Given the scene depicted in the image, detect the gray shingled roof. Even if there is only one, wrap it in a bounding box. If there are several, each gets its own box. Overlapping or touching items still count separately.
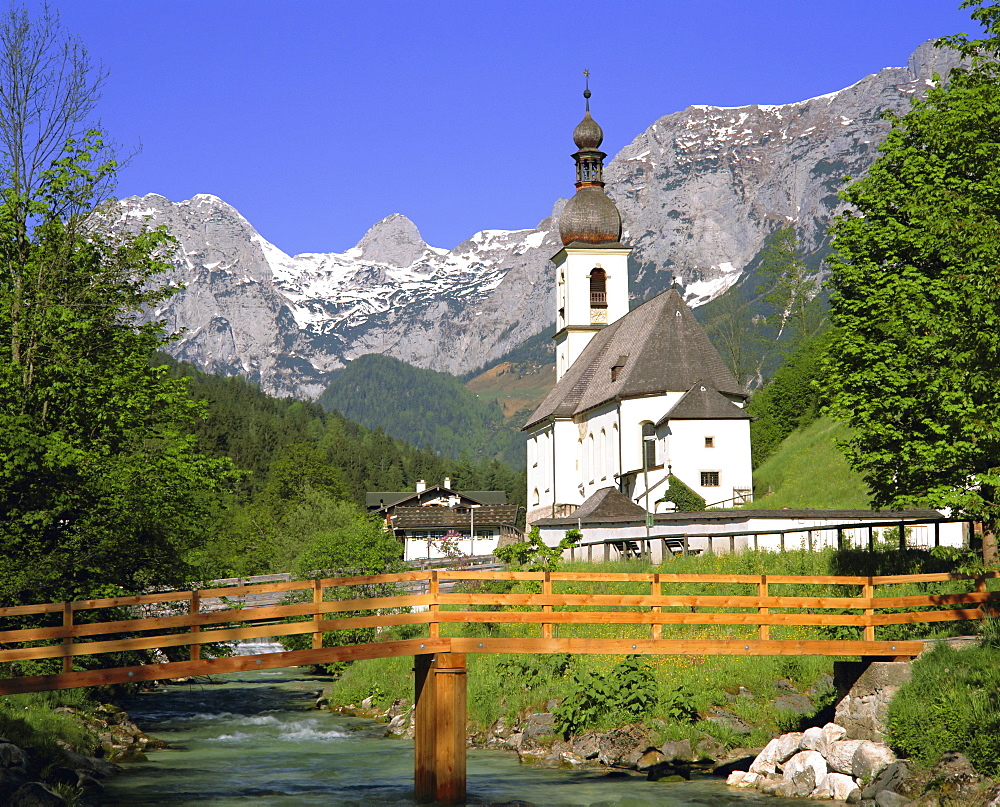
[391,505,519,529]
[566,487,647,523]
[656,383,753,424]
[366,488,507,510]
[524,289,744,429]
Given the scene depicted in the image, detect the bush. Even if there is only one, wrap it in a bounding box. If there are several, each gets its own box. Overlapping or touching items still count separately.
[887,643,1000,774]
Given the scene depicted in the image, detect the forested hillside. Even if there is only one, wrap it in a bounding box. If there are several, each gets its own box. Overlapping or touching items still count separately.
[317,353,525,467]
[153,353,526,577]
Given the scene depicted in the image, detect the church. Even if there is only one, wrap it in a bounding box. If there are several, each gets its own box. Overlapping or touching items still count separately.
[523,88,753,528]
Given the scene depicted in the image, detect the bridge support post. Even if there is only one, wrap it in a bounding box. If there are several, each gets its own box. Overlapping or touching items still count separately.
[414,652,467,804]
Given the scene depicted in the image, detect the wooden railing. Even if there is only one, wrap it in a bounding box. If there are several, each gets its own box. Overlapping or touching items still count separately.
[566,518,971,562]
[1,569,997,694]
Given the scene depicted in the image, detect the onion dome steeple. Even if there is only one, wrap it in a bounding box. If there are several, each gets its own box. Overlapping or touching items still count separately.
[559,77,623,246]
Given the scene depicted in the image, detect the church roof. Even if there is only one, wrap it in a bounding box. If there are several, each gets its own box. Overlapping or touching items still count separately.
[524,288,744,429]
[657,383,753,424]
[562,486,646,523]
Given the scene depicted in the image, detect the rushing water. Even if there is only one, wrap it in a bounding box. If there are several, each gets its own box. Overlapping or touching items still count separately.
[101,663,832,806]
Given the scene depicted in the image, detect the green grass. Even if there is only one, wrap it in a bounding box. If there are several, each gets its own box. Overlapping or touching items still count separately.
[0,689,101,763]
[888,641,1000,774]
[750,416,872,509]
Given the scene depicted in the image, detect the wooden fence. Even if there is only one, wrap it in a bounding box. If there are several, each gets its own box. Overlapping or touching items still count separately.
[566,518,971,562]
[1,569,998,694]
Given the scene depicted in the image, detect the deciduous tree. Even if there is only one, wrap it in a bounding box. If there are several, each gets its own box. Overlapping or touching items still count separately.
[823,0,1000,565]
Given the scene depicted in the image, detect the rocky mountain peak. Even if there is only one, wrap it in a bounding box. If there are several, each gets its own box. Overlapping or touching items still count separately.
[129,41,964,399]
[354,213,429,266]
[907,38,965,82]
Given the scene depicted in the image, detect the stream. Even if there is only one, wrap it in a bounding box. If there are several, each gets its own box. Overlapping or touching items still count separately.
[100,657,833,806]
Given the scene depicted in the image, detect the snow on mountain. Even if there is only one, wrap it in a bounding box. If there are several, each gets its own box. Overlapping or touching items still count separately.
[128,40,961,398]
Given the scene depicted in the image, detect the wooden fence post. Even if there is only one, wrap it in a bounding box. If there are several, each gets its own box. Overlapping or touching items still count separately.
[863,577,875,642]
[62,602,73,674]
[414,653,436,802]
[189,591,200,662]
[758,575,769,641]
[312,579,323,650]
[433,653,467,805]
[542,572,553,640]
[651,573,662,641]
[429,571,440,639]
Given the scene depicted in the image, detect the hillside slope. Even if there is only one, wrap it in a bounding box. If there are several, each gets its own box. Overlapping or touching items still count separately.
[318,354,526,467]
[750,416,871,509]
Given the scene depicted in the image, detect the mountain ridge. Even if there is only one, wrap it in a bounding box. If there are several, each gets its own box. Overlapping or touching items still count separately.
[128,40,961,398]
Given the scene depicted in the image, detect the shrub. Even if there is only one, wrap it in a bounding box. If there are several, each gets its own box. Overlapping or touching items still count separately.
[887,643,1000,774]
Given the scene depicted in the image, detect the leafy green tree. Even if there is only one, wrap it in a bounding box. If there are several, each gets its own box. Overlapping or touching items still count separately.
[0,135,234,603]
[823,1,1000,564]
[758,225,822,353]
[748,328,832,468]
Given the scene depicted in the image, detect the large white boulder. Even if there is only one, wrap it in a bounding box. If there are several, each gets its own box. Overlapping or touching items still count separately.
[811,772,861,801]
[783,750,828,792]
[852,741,896,781]
[827,739,867,775]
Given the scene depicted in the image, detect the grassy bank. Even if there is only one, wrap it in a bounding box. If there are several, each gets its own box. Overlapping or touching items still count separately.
[750,417,871,509]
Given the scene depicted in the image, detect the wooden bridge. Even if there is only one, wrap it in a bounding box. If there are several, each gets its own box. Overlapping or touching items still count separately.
[2,569,998,803]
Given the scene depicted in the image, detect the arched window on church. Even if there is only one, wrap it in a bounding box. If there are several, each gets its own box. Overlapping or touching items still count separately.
[600,429,607,480]
[532,488,540,506]
[588,433,595,484]
[612,423,619,479]
[641,422,656,469]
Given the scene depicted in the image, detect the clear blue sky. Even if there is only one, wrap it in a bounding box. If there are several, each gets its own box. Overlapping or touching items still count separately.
[35,1,979,256]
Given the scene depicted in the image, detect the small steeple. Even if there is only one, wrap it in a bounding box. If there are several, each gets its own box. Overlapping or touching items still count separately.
[558,74,623,246]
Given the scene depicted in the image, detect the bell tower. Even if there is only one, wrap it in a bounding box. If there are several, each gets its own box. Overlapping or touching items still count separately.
[553,78,631,382]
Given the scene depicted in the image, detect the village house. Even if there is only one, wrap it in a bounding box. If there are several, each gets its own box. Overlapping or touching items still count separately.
[367,478,519,561]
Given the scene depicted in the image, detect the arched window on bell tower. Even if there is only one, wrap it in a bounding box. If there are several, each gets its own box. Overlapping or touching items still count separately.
[589,267,607,324]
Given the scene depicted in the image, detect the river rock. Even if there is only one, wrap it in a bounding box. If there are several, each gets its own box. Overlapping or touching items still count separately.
[706,707,753,734]
[0,742,29,770]
[872,791,910,806]
[750,732,803,776]
[783,750,827,797]
[659,739,693,762]
[860,761,908,800]
[571,732,600,760]
[8,782,67,806]
[727,770,764,788]
[827,739,867,775]
[851,741,896,782]
[811,772,860,801]
[799,726,831,756]
[636,748,664,770]
[924,751,983,804]
[597,724,648,767]
[695,737,726,760]
[523,713,554,740]
[775,692,814,716]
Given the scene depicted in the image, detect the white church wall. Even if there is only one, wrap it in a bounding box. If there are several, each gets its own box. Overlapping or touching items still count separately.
[663,418,753,507]
[618,395,683,473]
[559,248,630,328]
[575,403,619,502]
